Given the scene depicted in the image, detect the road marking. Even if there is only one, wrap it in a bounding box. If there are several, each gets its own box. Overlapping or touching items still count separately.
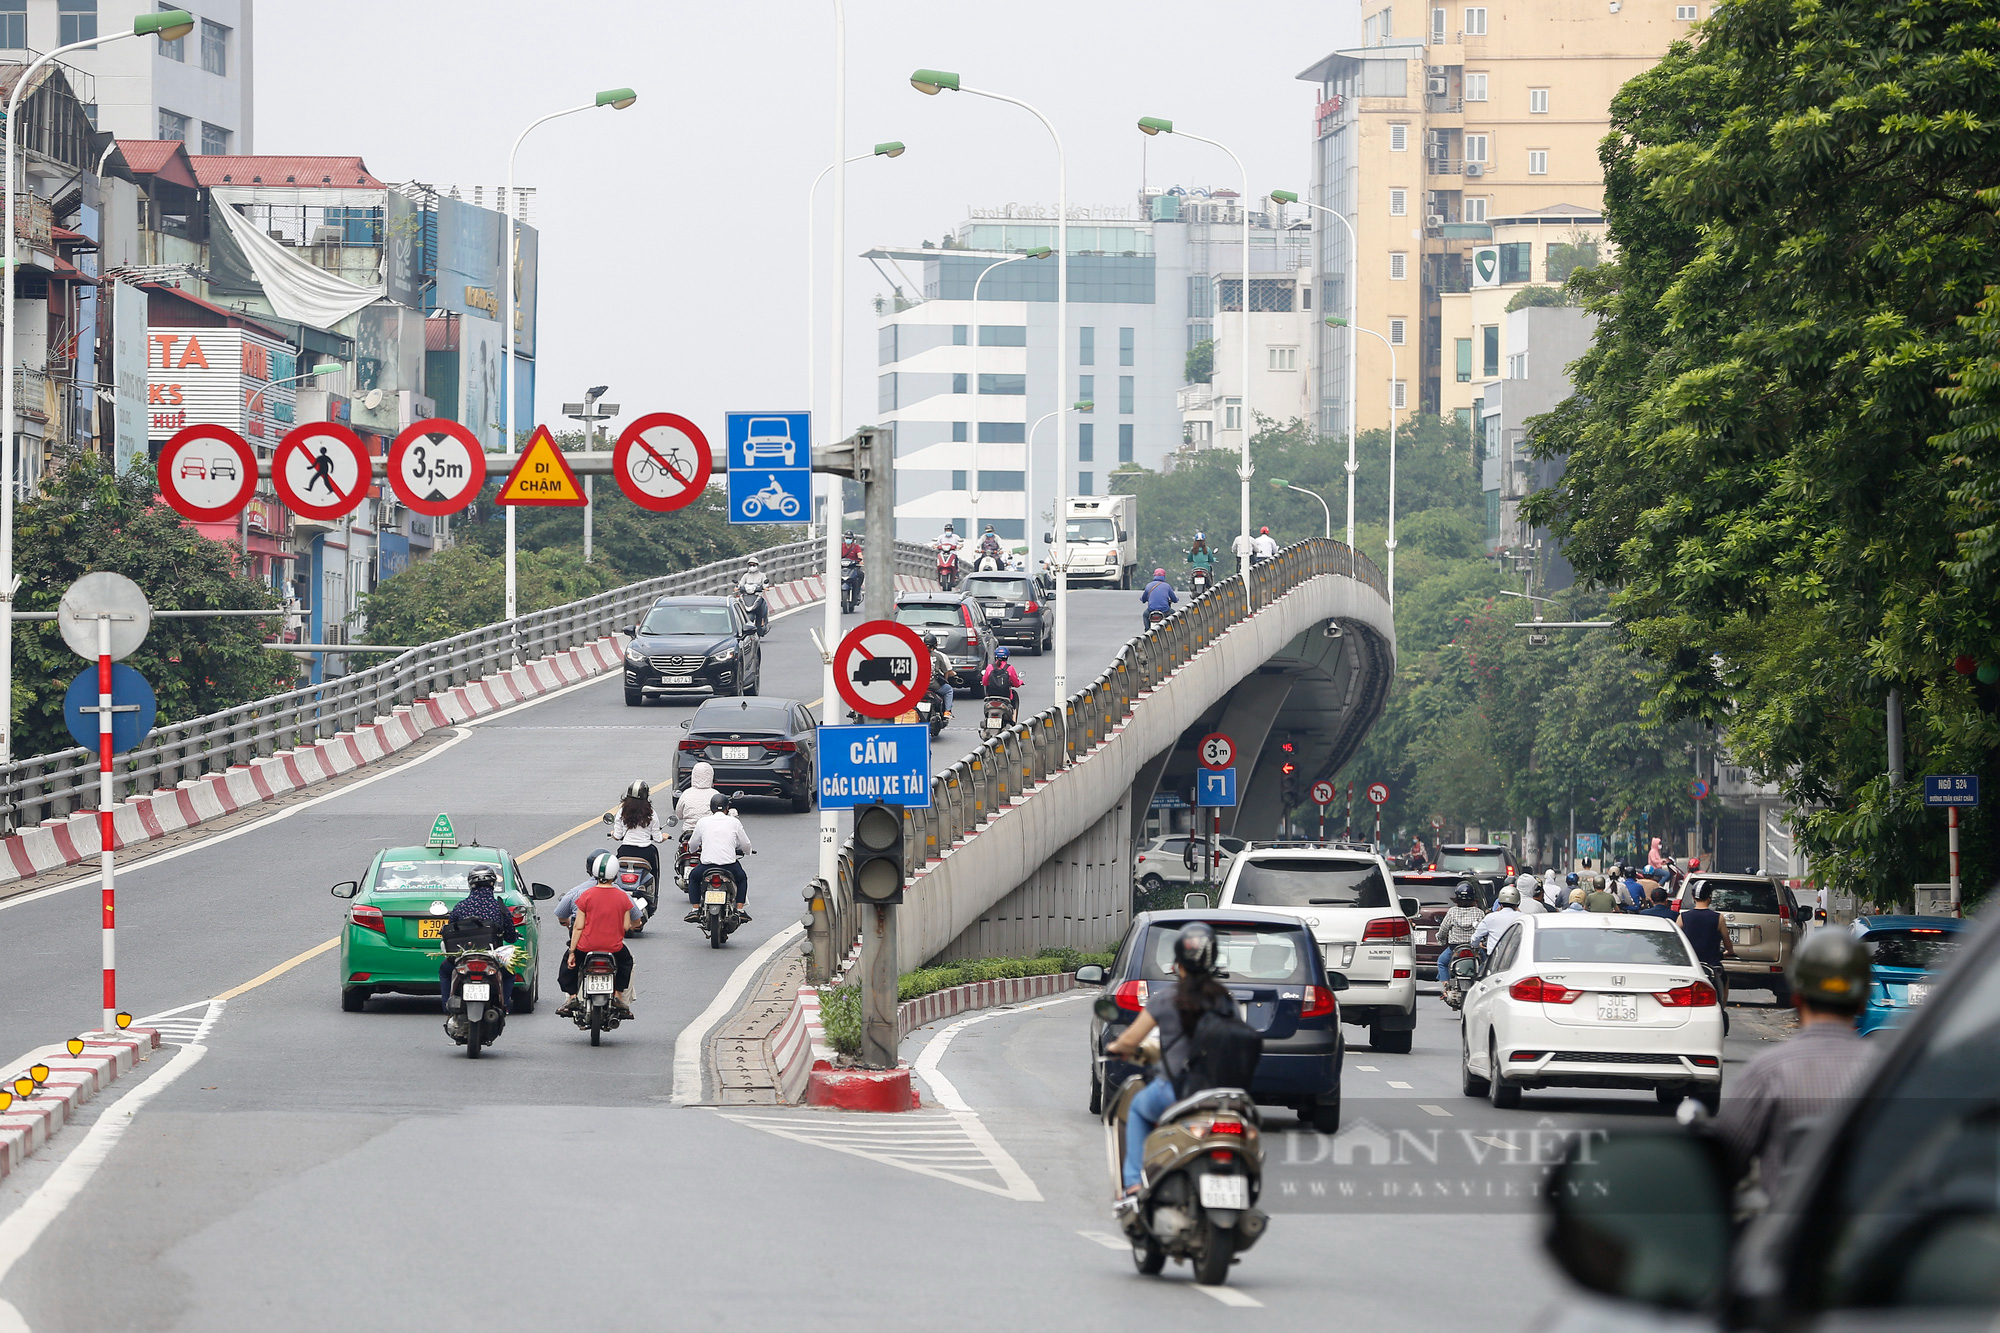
[1475,1135,1513,1150]
[1196,1285,1263,1308]
[214,938,338,1002]
[670,922,804,1105]
[1419,1104,1453,1117]
[1077,1230,1129,1251]
[1355,1064,1379,1071]
[717,1109,1036,1200]
[1387,1080,1413,1089]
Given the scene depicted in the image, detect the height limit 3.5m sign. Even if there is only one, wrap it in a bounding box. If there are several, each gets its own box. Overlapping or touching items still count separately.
[388,419,486,516]
[833,620,932,721]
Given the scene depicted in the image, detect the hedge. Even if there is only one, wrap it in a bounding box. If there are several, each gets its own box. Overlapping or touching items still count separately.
[817,946,1114,1058]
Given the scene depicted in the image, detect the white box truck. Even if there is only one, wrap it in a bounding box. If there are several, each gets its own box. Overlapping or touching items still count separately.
[1049,494,1137,589]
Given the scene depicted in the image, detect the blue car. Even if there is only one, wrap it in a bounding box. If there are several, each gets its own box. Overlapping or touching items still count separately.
[1078,909,1346,1133]
[1852,914,1970,1035]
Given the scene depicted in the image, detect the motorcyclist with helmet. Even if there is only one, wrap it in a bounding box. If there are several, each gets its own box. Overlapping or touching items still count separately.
[1102,923,1239,1196]
[736,556,769,635]
[610,779,666,884]
[924,631,954,721]
[1187,533,1217,579]
[1515,871,1549,915]
[842,531,864,562]
[686,800,754,923]
[1251,527,1280,562]
[1469,884,1523,953]
[1139,568,1178,629]
[438,866,519,1016]
[555,850,641,1018]
[976,525,1003,566]
[981,646,1023,724]
[1435,879,1486,984]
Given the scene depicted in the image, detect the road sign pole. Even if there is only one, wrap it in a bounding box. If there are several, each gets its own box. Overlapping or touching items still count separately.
[1950,806,1961,916]
[1346,781,1353,841]
[96,613,115,1032]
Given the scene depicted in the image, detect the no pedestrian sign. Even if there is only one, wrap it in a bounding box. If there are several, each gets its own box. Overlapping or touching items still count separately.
[833,620,933,721]
[497,425,586,506]
[273,422,371,521]
[817,723,932,810]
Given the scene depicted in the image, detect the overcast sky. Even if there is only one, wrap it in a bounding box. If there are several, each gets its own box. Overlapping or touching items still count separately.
[257,0,1361,448]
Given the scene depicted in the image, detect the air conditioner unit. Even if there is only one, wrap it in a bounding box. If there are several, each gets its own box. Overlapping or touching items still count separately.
[1426,214,1446,229]
[1427,76,1448,95]
[1463,162,1485,177]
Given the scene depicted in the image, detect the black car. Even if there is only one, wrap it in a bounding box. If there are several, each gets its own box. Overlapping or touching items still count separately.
[675,697,818,812]
[960,571,1052,656]
[892,593,995,695]
[623,597,762,704]
[1077,908,1346,1132]
[1434,842,1515,906]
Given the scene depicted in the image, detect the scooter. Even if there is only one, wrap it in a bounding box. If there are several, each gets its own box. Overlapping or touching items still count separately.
[916,690,947,739]
[840,559,864,613]
[973,550,1004,573]
[615,859,656,935]
[934,548,960,591]
[1095,1025,1268,1285]
[1147,608,1167,629]
[694,864,744,949]
[572,951,624,1046]
[1443,942,1480,1010]
[735,584,769,636]
[979,688,1018,741]
[1190,568,1210,597]
[441,927,511,1059]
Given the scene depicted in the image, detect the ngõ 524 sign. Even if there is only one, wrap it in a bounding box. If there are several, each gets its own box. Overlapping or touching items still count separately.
[147,327,298,442]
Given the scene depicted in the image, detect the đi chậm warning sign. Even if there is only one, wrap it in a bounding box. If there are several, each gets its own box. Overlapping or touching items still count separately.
[496,425,586,506]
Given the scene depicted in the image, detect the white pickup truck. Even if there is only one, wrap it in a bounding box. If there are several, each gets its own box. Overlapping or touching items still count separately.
[1215,845,1420,1053]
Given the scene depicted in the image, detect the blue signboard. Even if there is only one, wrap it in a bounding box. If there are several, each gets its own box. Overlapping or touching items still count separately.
[63,664,157,754]
[726,411,811,525]
[1924,775,1980,808]
[1196,767,1237,808]
[1574,833,1603,862]
[818,723,932,809]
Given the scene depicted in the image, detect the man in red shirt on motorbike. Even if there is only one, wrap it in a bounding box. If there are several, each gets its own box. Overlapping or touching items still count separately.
[562,856,643,1018]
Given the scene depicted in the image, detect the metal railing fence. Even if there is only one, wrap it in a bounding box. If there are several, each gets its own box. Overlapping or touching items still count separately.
[2,539,938,833]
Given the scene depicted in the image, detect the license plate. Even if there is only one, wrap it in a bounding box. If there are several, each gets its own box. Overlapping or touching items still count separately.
[1419,929,1434,944]
[662,675,695,686]
[1730,926,1759,944]
[416,918,444,938]
[582,974,614,994]
[1199,1174,1250,1209]
[461,982,491,1001]
[1908,983,1930,1006]
[718,746,750,760]
[1597,994,1637,1022]
[704,889,730,906]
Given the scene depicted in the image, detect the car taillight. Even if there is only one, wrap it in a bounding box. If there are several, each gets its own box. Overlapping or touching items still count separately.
[1509,976,1581,1004]
[1509,1050,1545,1062]
[678,738,706,752]
[1690,1055,1720,1068]
[1392,968,1411,979]
[762,740,797,753]
[1026,600,1039,614]
[1207,1118,1245,1136]
[962,606,975,628]
[1778,902,1791,920]
[1300,985,1336,1018]
[1362,916,1411,941]
[1655,981,1718,1008]
[509,906,527,925]
[1112,980,1149,1012]
[349,906,385,934]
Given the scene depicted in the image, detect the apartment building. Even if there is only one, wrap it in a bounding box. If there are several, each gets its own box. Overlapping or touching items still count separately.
[1297,0,1690,435]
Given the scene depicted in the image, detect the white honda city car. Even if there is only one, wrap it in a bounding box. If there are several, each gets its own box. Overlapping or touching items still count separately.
[1457,912,1724,1112]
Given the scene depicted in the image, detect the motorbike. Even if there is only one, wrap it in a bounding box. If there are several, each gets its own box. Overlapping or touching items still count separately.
[979,687,1018,741]
[572,950,624,1046]
[973,550,1003,573]
[1147,608,1167,629]
[840,559,863,613]
[441,924,511,1059]
[615,860,656,934]
[916,690,947,739]
[695,864,744,949]
[934,547,961,591]
[735,583,769,637]
[1443,942,1480,1010]
[1095,1024,1267,1285]
[1190,568,1210,596]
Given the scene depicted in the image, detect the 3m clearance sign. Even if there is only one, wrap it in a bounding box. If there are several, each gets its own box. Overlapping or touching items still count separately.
[146,327,300,440]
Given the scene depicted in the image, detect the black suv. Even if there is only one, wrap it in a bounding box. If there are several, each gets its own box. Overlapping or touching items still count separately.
[623,597,763,703]
[959,571,1052,656]
[1433,842,1515,906]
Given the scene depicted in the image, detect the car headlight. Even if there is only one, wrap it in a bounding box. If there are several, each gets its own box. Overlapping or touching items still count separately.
[625,646,646,663]
[1102,551,1117,564]
[710,648,736,663]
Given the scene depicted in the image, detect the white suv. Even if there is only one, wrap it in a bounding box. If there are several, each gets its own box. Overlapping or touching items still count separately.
[1216,845,1419,1053]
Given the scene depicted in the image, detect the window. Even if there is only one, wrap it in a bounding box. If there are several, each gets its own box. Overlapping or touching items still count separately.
[1078,326,1095,365]
[1389,188,1408,216]
[157,108,189,142]
[1079,423,1094,461]
[1482,324,1500,377]
[1269,346,1298,371]
[1223,398,1242,431]
[1389,123,1409,152]
[879,325,899,365]
[1187,321,1212,349]
[978,325,1026,346]
[1389,252,1408,280]
[58,0,96,47]
[976,470,1024,491]
[1078,472,1094,496]
[1463,6,1486,34]
[1301,285,1311,310]
[951,470,967,491]
[1676,3,1697,17]
[1078,375,1094,409]
[878,374,899,412]
[200,17,229,75]
[1119,327,1134,366]
[978,373,1025,395]
[1388,319,1406,346]
[157,4,186,60]
[1456,337,1473,382]
[1528,149,1548,175]
[1507,351,1528,378]
[1498,241,1533,283]
[1464,133,1488,163]
[0,0,23,50]
[1464,196,1487,223]
[1431,6,1445,40]
[1118,375,1134,414]
[1118,423,1134,463]
[952,325,968,346]
[952,422,967,442]
[1187,276,1213,318]
[200,122,231,155]
[951,373,968,394]
[1393,380,1408,409]
[1529,87,1549,114]
[1464,72,1487,101]
[978,422,1024,443]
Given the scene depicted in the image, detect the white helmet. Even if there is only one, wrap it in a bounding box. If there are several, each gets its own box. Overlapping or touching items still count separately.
[586,850,618,882]
[1496,885,1521,907]
[625,780,649,802]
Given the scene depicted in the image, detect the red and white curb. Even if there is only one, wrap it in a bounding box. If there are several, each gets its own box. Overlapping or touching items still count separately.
[0,1029,160,1181]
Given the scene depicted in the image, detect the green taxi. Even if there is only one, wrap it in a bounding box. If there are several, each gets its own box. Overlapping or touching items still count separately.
[331,816,556,1013]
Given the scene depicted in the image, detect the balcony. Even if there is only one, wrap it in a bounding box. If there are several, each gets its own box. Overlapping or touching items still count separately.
[10,369,48,423]
[1428,157,1463,176]
[12,194,50,250]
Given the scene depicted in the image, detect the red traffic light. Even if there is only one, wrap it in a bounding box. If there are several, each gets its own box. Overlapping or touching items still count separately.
[1281,762,1297,775]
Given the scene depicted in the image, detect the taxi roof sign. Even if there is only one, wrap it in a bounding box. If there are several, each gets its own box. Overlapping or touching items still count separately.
[496,425,586,506]
[426,813,459,849]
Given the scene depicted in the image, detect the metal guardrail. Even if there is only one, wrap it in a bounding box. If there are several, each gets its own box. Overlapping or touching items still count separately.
[808,538,1385,982]
[1,539,939,833]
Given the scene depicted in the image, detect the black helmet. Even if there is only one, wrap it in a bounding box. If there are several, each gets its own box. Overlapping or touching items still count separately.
[1452,883,1476,906]
[1173,922,1219,977]
[466,866,499,891]
[625,780,649,802]
[1788,931,1871,1013]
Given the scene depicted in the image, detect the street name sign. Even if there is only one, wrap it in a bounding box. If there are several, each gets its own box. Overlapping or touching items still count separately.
[1197,767,1238,807]
[273,422,370,521]
[497,425,586,506]
[614,412,713,513]
[817,723,932,809]
[833,620,932,720]
[157,424,257,521]
[1924,775,1980,808]
[727,411,810,525]
[388,419,486,516]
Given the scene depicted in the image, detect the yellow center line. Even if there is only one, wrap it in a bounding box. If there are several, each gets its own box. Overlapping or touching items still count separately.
[213,937,339,1002]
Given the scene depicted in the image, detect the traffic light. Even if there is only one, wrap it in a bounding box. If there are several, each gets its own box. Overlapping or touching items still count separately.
[852,803,906,905]
[1280,738,1300,807]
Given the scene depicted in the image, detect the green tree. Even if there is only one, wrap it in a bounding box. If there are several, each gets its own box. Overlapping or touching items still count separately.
[1184,339,1214,385]
[359,544,625,645]
[11,453,292,758]
[1505,285,1569,312]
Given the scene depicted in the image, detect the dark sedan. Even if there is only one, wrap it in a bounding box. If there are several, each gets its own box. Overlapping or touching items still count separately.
[675,697,818,813]
[892,593,995,695]
[1077,908,1346,1133]
[960,572,1051,656]
[623,597,763,704]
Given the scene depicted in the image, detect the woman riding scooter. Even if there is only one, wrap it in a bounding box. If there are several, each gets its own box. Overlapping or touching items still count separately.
[611,780,665,884]
[981,647,1023,724]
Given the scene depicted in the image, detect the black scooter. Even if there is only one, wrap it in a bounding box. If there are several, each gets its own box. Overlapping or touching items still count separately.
[840,559,863,612]
[572,951,624,1046]
[441,922,509,1058]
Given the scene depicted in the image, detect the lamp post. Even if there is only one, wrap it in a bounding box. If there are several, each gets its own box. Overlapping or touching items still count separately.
[1,9,194,777]
[969,246,1050,535]
[912,69,1072,695]
[1026,400,1090,588]
[1141,118,1251,580]
[562,386,616,563]
[1268,478,1331,539]
[1328,316,1398,605]
[805,142,905,415]
[1272,189,1358,547]
[502,87,636,627]
[239,359,341,564]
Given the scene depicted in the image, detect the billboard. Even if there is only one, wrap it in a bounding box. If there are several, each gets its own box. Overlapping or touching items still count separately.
[384,190,425,309]
[435,197,537,358]
[456,315,504,451]
[147,326,299,442]
[353,304,425,436]
[112,282,148,474]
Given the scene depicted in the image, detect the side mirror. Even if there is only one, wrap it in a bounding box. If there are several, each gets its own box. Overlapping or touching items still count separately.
[1074,964,1108,986]
[628,625,640,638]
[330,880,360,899]
[1093,996,1122,1023]
[1324,970,1351,992]
[530,883,557,901]
[679,719,691,730]
[1400,895,1421,918]
[1042,531,1053,544]
[1183,892,1211,910]
[601,812,614,826]
[1119,528,1129,541]
[1452,957,1479,979]
[1543,1130,1733,1311]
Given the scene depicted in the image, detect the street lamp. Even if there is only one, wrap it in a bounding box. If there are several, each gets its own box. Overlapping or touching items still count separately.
[911,68,1073,696]
[1025,400,1092,586]
[1141,118,1253,581]
[502,87,638,626]
[1272,189,1359,547]
[1328,316,1399,605]
[969,246,1050,535]
[805,141,906,415]
[0,9,194,775]
[1269,478,1331,539]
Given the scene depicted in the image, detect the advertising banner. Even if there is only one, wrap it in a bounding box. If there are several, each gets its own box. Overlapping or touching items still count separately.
[112,282,148,475]
[436,197,537,358]
[455,315,503,451]
[383,189,425,310]
[147,326,299,443]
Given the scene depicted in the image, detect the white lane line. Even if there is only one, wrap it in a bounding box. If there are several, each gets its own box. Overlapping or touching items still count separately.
[1355,1064,1379,1071]
[670,922,803,1105]
[1387,1081,1413,1089]
[716,1111,1028,1199]
[1419,1104,1453,1117]
[1077,1230,1128,1251]
[1196,1285,1263,1308]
